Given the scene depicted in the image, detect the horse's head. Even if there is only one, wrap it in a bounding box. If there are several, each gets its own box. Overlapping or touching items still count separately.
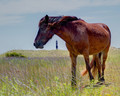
[34,15,54,49]
[34,15,78,49]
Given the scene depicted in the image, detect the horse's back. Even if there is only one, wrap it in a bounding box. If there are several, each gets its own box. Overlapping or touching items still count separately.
[87,23,111,42]
[65,19,111,55]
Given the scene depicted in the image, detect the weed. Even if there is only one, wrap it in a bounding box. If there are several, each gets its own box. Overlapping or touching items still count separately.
[5,52,26,58]
[0,48,120,95]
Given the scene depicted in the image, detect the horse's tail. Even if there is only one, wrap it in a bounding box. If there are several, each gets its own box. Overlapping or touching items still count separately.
[81,52,102,77]
[92,52,102,77]
[81,58,95,76]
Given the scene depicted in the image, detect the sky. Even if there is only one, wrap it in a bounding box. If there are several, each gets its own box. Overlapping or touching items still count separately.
[0,0,120,54]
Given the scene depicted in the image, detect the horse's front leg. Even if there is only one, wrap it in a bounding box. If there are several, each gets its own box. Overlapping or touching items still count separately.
[70,52,77,87]
[84,54,94,81]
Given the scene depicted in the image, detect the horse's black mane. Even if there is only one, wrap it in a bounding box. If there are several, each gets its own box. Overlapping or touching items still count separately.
[49,16,63,23]
[57,16,79,26]
[48,16,80,24]
[39,15,80,27]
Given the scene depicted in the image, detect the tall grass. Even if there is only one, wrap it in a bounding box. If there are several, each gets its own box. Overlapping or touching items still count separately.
[0,48,120,96]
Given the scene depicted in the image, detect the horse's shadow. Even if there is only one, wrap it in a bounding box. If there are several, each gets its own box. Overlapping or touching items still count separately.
[80,82,111,89]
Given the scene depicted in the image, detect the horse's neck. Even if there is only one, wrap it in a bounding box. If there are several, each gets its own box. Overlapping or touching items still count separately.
[55,28,74,45]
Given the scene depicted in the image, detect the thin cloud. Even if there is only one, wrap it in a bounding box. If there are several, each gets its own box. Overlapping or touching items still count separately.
[0,0,120,14]
[0,0,120,25]
[0,15,23,26]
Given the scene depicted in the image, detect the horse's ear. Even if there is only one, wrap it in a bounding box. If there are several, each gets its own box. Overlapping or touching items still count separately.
[45,15,49,24]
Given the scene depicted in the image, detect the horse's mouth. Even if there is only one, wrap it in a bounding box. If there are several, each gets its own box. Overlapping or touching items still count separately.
[36,46,44,49]
[35,45,44,49]
[40,46,44,49]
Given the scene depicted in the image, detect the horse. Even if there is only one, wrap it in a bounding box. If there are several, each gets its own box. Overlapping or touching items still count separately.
[34,15,111,87]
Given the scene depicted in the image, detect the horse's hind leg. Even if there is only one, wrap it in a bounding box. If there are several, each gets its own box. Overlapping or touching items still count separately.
[101,46,110,82]
[101,52,107,82]
[98,53,102,81]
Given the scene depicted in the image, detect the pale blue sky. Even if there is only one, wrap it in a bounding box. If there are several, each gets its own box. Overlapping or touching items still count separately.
[0,0,120,54]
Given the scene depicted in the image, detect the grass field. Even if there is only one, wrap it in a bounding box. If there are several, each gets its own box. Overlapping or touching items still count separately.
[0,48,120,96]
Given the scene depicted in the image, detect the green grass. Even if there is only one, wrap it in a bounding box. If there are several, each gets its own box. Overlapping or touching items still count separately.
[0,48,120,96]
[5,52,26,58]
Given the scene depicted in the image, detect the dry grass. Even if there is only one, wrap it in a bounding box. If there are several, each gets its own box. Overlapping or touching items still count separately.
[0,48,120,96]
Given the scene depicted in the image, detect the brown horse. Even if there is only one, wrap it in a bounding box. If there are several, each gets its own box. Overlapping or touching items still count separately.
[34,15,111,87]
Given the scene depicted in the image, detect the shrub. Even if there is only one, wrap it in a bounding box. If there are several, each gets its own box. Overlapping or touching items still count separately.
[5,52,26,58]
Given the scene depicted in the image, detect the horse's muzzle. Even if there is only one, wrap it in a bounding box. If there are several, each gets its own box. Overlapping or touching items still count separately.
[33,42,44,49]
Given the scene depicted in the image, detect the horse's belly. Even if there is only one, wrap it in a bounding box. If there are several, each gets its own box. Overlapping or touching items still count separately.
[89,46,105,55]
[89,38,109,55]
